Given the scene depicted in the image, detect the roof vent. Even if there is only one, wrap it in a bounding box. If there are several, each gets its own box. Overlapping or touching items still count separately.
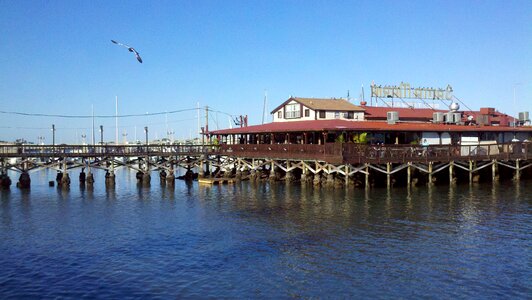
[433,112,444,123]
[449,102,460,112]
[519,111,530,122]
[387,111,399,124]
[453,112,462,124]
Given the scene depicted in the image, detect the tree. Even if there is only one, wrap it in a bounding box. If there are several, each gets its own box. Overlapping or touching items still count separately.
[353,132,368,144]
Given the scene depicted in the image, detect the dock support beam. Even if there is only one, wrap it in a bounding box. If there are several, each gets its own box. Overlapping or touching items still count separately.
[18,171,31,189]
[106,161,116,186]
[365,165,369,189]
[285,161,294,182]
[269,161,276,181]
[492,159,498,182]
[469,160,473,184]
[449,161,455,184]
[301,163,307,184]
[345,165,349,186]
[428,162,433,185]
[515,159,520,181]
[167,164,175,184]
[386,162,392,188]
[199,160,204,179]
[407,163,411,187]
[142,161,151,185]
[61,160,70,187]
[86,163,94,185]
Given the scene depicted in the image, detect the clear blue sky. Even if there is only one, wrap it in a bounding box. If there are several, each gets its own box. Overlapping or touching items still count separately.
[0,0,530,143]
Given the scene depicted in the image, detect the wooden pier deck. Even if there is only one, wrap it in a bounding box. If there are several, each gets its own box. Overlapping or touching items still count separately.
[1,142,530,189]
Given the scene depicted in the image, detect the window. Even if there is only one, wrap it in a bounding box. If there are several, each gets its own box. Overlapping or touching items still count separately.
[319,110,326,118]
[304,109,310,117]
[285,104,301,119]
[346,112,354,119]
[334,111,340,119]
[278,111,282,119]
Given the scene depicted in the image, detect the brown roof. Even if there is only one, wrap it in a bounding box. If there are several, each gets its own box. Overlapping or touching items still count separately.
[271,97,365,114]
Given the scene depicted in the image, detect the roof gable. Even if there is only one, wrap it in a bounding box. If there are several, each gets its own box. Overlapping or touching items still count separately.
[271,97,365,114]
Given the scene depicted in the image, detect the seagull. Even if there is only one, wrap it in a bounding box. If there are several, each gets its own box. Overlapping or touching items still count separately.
[111,40,143,63]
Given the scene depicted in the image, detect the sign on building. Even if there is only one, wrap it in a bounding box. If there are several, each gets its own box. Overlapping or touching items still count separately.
[371,82,453,100]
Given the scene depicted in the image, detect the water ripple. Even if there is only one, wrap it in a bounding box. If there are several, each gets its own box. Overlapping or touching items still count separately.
[0,169,530,298]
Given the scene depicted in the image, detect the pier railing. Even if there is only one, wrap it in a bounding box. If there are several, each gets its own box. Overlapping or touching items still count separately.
[218,142,530,163]
[0,144,208,158]
[0,142,529,163]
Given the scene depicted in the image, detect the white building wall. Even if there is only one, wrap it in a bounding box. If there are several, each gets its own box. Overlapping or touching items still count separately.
[272,101,365,122]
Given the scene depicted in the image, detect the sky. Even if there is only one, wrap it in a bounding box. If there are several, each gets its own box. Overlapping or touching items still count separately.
[0,0,530,144]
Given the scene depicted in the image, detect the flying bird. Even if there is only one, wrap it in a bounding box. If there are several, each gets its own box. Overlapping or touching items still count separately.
[111,40,143,63]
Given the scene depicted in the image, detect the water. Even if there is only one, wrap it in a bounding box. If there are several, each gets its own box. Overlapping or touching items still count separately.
[1,169,530,299]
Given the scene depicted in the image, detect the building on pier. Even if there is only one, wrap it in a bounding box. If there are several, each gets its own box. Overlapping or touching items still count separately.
[209,96,530,146]
[203,96,531,187]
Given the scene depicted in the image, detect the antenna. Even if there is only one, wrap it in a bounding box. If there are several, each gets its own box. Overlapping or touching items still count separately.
[262,90,268,124]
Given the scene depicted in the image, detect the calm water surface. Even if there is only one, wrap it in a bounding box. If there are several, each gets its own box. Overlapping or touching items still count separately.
[1,169,530,299]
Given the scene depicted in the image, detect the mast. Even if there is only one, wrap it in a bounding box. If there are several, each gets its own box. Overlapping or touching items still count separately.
[197,102,200,143]
[115,96,118,144]
[205,105,209,143]
[91,104,95,145]
[165,111,168,141]
[262,90,268,124]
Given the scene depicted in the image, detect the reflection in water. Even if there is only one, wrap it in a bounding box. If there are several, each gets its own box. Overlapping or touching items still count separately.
[0,168,530,299]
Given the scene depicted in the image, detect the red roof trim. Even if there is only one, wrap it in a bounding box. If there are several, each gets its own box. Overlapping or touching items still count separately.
[210,120,532,135]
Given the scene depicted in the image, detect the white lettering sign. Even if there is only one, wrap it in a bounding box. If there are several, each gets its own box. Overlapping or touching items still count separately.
[371,82,453,100]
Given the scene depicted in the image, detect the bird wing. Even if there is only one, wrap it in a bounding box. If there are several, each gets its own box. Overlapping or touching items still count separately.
[111,39,131,49]
[135,52,143,63]
[129,48,143,63]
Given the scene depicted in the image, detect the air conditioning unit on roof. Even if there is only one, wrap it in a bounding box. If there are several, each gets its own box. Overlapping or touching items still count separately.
[433,112,444,123]
[387,111,399,124]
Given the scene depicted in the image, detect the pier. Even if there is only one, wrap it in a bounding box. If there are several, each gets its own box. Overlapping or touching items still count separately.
[0,142,530,189]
